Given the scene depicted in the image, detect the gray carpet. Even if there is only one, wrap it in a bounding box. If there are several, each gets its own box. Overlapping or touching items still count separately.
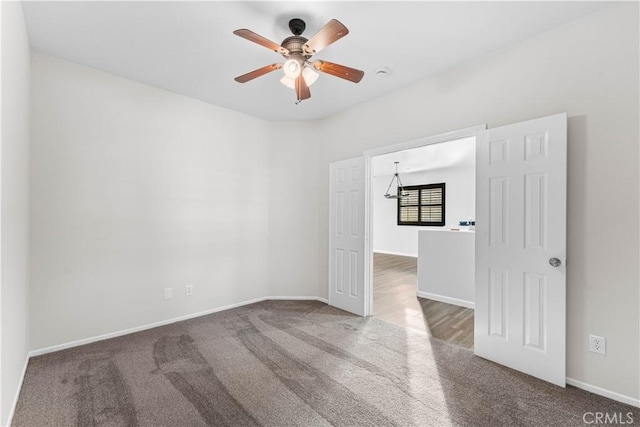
[13,300,639,426]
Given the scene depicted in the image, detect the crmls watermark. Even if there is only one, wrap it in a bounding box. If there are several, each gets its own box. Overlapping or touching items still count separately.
[583,412,635,425]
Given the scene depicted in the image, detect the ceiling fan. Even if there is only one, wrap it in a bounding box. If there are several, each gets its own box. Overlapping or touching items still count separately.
[233,18,364,103]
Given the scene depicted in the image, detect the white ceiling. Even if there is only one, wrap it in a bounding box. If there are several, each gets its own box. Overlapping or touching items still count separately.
[372,136,476,177]
[22,1,610,121]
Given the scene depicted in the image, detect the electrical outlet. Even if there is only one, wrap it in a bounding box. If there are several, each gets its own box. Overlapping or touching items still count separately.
[164,288,173,300]
[589,334,606,355]
[185,284,193,296]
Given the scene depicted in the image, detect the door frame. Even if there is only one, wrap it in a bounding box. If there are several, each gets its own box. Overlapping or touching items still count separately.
[362,125,487,316]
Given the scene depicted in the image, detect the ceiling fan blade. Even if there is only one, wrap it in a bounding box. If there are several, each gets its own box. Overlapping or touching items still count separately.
[233,29,289,55]
[303,19,349,55]
[295,75,311,101]
[313,60,364,83]
[234,63,283,83]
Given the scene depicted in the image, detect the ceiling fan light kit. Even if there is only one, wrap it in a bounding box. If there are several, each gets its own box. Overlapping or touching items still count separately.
[281,67,319,89]
[233,18,364,103]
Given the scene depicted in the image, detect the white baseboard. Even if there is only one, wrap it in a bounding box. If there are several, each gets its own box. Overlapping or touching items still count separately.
[566,377,640,408]
[29,296,327,358]
[6,354,30,427]
[417,291,475,309]
[268,296,329,304]
[373,250,417,258]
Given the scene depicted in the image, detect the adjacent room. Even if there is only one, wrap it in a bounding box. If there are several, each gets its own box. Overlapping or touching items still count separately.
[1,1,638,426]
[371,137,475,349]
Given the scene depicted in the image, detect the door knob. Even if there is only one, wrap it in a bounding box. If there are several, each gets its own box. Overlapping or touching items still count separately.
[549,257,562,267]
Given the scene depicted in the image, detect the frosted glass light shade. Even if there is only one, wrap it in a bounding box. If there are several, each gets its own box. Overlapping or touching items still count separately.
[302,67,319,86]
[283,59,301,78]
[280,75,295,89]
[280,66,319,89]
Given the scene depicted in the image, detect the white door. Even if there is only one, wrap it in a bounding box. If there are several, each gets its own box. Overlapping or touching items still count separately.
[329,157,366,316]
[475,113,567,387]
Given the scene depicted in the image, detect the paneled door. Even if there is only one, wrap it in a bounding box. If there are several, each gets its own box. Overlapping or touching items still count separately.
[329,157,366,316]
[475,113,567,386]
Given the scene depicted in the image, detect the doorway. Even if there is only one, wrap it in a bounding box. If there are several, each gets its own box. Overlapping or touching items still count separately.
[368,134,478,349]
[330,114,567,387]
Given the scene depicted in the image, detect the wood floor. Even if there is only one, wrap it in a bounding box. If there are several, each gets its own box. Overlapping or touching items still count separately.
[372,252,474,350]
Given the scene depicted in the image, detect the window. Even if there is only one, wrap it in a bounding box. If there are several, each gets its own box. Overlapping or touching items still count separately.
[397,183,445,226]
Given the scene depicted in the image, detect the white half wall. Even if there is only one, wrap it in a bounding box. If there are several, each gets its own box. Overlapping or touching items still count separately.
[373,165,475,257]
[418,230,475,306]
[313,4,639,401]
[30,53,271,350]
[1,2,31,425]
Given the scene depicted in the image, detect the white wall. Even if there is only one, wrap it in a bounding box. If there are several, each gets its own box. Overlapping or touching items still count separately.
[308,4,638,401]
[267,121,324,298]
[30,53,271,350]
[373,165,475,257]
[1,2,31,425]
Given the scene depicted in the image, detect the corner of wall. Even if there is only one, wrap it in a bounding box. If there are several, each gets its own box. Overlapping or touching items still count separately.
[1,1,32,424]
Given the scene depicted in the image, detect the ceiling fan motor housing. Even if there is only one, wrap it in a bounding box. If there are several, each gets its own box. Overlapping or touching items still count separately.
[281,35,308,57]
[288,18,306,36]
